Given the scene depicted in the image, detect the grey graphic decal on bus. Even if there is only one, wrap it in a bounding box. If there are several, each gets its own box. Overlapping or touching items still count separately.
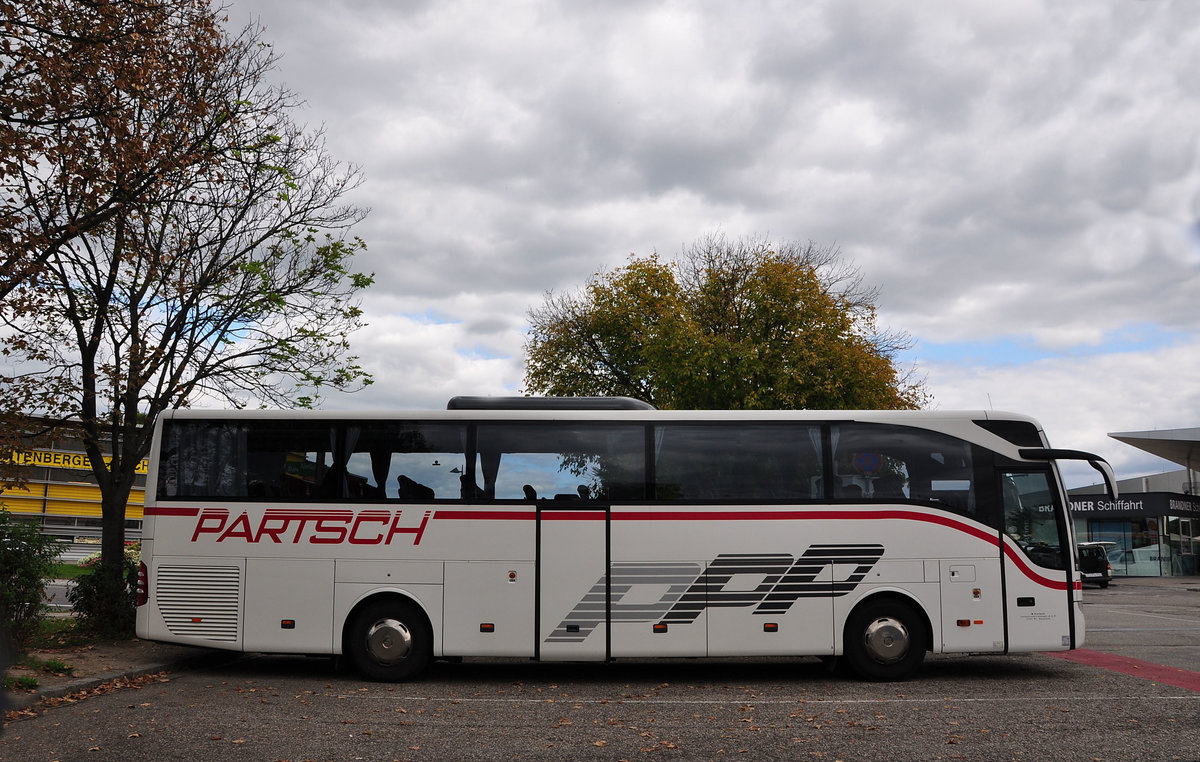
[547,544,884,643]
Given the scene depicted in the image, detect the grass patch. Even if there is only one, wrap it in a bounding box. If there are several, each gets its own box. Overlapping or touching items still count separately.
[36,657,75,676]
[48,562,90,580]
[3,674,39,691]
[7,655,76,679]
[25,617,99,650]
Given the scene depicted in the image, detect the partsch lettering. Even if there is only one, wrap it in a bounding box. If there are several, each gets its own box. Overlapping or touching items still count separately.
[189,508,431,546]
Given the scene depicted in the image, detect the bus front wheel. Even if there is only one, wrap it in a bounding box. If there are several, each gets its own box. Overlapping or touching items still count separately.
[843,598,926,682]
[346,599,432,682]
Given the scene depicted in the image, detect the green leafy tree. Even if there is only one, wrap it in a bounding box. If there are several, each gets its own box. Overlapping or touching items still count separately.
[0,3,372,632]
[525,234,927,410]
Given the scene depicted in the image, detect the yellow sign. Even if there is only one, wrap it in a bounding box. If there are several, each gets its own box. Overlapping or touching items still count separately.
[7,450,149,475]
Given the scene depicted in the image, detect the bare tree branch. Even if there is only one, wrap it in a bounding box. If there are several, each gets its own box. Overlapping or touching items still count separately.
[0,3,372,630]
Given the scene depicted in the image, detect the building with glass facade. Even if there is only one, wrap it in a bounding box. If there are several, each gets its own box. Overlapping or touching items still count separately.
[1068,427,1199,577]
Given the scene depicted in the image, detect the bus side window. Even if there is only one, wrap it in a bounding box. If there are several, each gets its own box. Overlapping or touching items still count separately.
[346,423,468,501]
[245,425,338,500]
[831,423,977,516]
[653,424,822,502]
[160,422,254,499]
[475,424,646,502]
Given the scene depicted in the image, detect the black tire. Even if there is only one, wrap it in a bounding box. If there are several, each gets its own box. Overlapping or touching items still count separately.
[843,598,927,682]
[1099,581,1110,589]
[345,599,432,682]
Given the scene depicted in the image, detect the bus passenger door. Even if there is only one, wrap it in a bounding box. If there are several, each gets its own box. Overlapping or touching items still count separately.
[537,504,610,661]
[999,470,1077,651]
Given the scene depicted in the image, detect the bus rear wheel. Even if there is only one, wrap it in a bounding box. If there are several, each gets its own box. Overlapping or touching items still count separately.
[843,598,926,682]
[346,599,432,682]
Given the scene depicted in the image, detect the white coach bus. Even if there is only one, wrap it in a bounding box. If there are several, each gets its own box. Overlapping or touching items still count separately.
[135,397,1117,682]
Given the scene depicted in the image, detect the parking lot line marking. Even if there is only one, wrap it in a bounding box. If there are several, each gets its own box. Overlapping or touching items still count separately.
[1047,649,1200,693]
[348,694,1200,705]
[1088,627,1197,632]
[1087,609,1200,625]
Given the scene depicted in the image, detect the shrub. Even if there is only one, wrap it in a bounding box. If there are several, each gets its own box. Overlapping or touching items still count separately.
[67,543,139,637]
[0,509,66,648]
[77,541,140,570]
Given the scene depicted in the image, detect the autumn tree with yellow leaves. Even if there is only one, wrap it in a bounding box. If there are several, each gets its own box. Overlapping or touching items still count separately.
[525,234,927,410]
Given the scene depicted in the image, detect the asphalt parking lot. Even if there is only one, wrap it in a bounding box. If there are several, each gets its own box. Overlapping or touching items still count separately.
[1075,576,1200,672]
[3,576,1198,761]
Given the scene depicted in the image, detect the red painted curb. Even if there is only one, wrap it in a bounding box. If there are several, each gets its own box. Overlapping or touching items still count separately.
[1046,649,1200,693]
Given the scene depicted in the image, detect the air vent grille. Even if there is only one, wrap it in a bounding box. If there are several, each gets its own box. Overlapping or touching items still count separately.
[156,565,241,642]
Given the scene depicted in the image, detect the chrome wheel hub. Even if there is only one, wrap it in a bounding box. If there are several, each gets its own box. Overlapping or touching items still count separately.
[365,618,413,665]
[863,616,910,664]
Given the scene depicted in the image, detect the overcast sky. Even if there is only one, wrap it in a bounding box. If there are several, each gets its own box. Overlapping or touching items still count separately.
[225,0,1200,487]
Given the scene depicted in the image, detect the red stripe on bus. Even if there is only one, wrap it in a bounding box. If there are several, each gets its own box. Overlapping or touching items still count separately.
[434,510,608,520]
[618,509,1071,591]
[620,508,1065,591]
[434,506,1005,551]
[1001,542,1070,590]
[615,508,1002,547]
[154,504,1067,591]
[1046,649,1200,693]
[436,506,1000,547]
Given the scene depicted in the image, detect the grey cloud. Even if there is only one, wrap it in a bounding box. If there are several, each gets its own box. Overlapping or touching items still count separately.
[221,0,1200,456]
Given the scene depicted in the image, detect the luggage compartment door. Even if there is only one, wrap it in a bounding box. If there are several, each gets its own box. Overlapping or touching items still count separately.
[537,505,609,661]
